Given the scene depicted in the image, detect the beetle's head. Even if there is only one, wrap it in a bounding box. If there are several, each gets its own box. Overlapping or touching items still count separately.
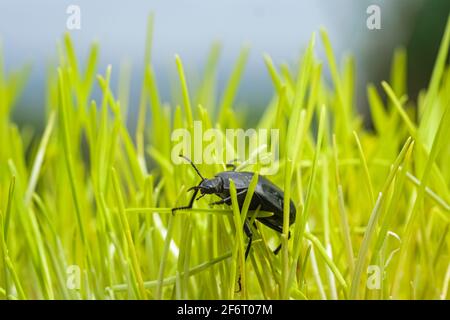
[197,177,223,194]
[178,154,224,197]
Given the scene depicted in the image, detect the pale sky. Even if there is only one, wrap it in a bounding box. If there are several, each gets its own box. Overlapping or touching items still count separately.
[0,0,423,126]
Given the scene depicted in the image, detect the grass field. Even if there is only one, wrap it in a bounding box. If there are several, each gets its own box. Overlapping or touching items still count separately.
[0,15,449,300]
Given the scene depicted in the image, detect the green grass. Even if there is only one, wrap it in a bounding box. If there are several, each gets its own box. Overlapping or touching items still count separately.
[1,15,450,299]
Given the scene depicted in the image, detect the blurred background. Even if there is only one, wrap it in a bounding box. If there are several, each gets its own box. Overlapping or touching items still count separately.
[0,0,449,129]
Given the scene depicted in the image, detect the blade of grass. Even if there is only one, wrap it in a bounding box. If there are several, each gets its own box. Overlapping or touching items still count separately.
[111,168,147,299]
[229,179,247,298]
[350,137,414,299]
[111,251,232,291]
[175,55,194,127]
[353,131,375,207]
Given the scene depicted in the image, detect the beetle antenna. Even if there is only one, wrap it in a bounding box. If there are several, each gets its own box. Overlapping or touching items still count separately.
[179,154,205,181]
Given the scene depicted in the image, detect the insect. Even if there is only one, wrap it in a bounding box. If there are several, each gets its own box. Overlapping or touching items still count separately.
[172,154,296,260]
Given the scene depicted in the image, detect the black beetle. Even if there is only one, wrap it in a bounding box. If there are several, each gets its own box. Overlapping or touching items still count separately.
[172,154,296,259]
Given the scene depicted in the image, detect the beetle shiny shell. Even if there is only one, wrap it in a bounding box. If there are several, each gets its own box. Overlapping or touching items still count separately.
[172,155,296,259]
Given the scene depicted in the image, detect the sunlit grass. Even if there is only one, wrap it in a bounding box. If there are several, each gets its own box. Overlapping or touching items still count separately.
[0,15,449,299]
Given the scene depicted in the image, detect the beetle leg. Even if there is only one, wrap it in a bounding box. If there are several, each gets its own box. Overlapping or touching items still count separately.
[196,193,206,201]
[171,188,200,215]
[209,190,246,206]
[244,221,253,260]
[273,243,282,255]
[209,198,230,206]
[226,158,240,171]
[273,231,291,255]
[235,221,253,293]
[236,277,242,293]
